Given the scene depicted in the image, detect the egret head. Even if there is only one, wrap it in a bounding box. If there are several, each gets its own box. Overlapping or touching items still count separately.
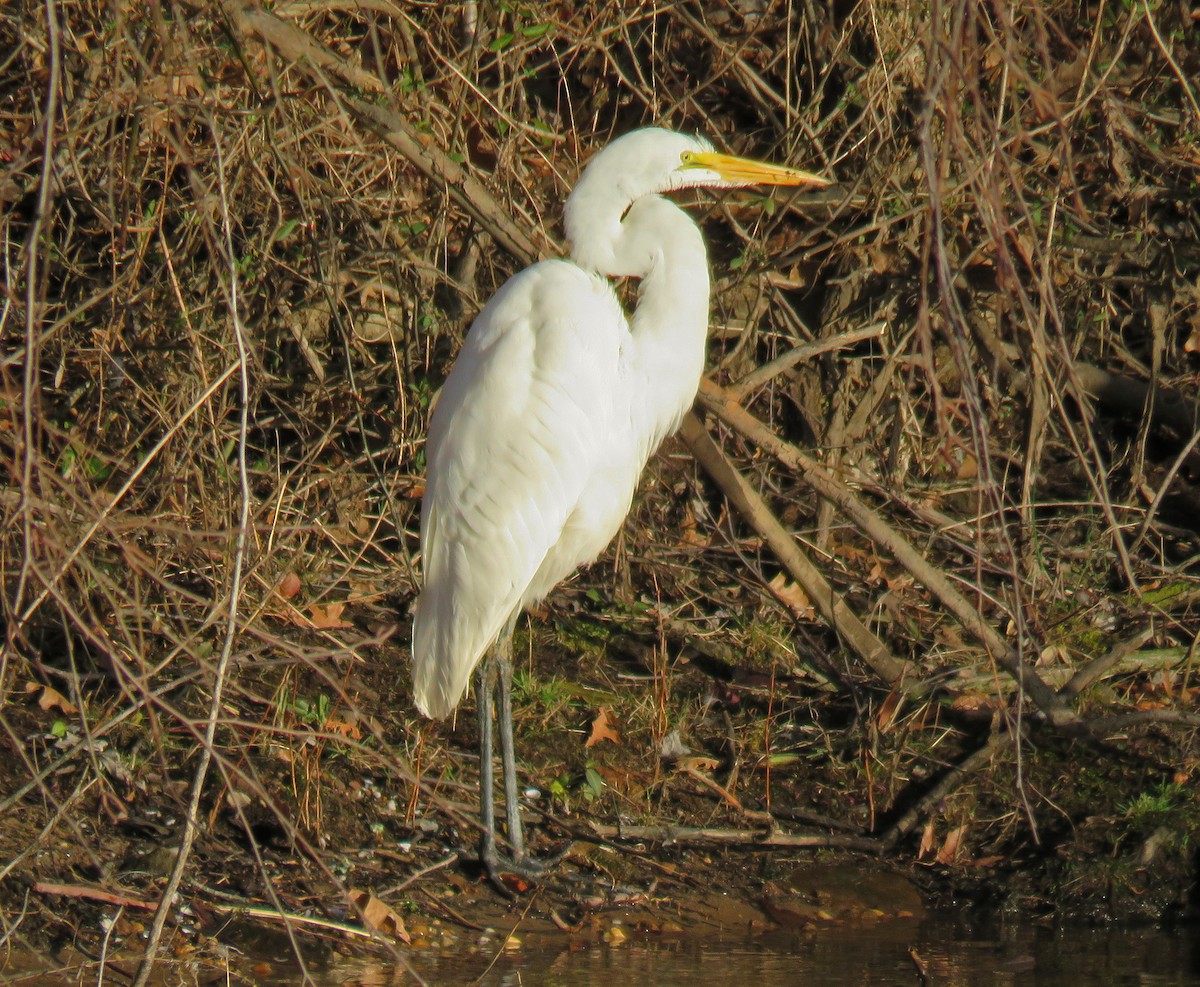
[570,127,828,204]
[565,128,829,274]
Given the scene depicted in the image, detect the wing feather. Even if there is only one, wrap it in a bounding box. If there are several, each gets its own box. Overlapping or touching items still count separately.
[411,260,626,718]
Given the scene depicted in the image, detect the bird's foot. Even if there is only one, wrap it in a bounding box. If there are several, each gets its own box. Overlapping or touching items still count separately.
[481,841,574,895]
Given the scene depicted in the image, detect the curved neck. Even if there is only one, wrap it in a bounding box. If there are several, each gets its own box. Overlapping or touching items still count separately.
[566,191,712,456]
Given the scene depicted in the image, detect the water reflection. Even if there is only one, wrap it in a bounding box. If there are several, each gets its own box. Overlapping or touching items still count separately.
[9,912,1198,985]
[317,914,1200,987]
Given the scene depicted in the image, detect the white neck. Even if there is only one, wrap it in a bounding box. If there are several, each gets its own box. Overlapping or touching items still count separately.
[620,198,710,459]
[568,191,711,460]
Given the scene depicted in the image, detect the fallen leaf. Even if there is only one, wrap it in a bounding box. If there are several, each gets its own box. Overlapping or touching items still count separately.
[875,690,902,732]
[950,691,1002,713]
[676,504,710,547]
[498,873,533,895]
[918,820,937,859]
[308,602,352,629]
[585,707,621,748]
[1184,319,1200,355]
[326,717,362,740]
[1037,645,1069,667]
[767,572,815,618]
[26,681,78,715]
[935,825,968,866]
[347,889,410,942]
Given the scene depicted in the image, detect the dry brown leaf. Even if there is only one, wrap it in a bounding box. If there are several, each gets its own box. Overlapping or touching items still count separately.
[935,825,968,866]
[918,820,937,859]
[26,681,78,716]
[875,690,902,732]
[1183,316,1200,354]
[347,889,410,943]
[326,717,362,740]
[1037,645,1069,667]
[767,572,815,619]
[585,707,621,748]
[950,692,999,713]
[676,503,710,547]
[308,602,352,629]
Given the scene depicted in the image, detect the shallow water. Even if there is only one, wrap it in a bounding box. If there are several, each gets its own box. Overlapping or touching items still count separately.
[330,913,1199,987]
[12,912,1199,985]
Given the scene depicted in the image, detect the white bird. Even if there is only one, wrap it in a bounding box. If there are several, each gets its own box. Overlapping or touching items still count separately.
[411,127,828,880]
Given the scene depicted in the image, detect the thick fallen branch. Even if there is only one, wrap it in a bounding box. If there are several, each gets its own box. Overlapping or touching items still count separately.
[1059,627,1159,699]
[878,732,1009,849]
[587,820,880,853]
[1082,708,1200,736]
[950,640,1184,695]
[695,379,1082,729]
[679,412,914,688]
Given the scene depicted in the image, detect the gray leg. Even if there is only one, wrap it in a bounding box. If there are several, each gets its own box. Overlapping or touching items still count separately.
[495,631,525,859]
[476,650,500,869]
[475,623,568,887]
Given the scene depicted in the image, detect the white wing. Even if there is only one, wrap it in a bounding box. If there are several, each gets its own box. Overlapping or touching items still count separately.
[411,259,627,718]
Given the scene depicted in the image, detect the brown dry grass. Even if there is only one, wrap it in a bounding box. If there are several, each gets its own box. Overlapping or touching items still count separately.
[2,0,1200,970]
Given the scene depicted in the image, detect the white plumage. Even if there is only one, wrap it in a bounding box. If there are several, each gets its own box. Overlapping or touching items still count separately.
[412,261,630,718]
[409,128,827,875]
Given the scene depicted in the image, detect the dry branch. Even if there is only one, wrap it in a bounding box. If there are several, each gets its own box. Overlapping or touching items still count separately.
[879,731,1010,849]
[680,412,914,688]
[695,379,1083,728]
[1060,627,1159,699]
[229,3,550,266]
[587,820,880,853]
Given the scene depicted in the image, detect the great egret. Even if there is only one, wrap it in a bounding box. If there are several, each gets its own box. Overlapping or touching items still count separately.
[412,127,828,879]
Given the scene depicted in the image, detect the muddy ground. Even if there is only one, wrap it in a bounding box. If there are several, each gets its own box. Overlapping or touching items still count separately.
[3,0,1200,981]
[3,616,1198,981]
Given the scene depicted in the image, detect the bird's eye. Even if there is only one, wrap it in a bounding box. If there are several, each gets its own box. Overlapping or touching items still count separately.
[679,151,697,168]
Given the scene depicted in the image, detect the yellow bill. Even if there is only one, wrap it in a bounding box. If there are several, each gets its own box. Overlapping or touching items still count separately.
[680,149,830,188]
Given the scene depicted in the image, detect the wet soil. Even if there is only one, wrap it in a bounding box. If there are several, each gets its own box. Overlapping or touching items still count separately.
[3,627,1198,981]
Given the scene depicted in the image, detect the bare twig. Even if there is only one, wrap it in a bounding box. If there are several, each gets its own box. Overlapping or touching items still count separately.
[132,123,255,987]
[695,380,1082,727]
[229,3,549,266]
[680,412,914,688]
[33,882,158,911]
[728,322,887,401]
[5,0,61,683]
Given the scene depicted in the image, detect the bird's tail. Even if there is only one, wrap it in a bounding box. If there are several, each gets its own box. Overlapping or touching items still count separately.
[410,592,471,720]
